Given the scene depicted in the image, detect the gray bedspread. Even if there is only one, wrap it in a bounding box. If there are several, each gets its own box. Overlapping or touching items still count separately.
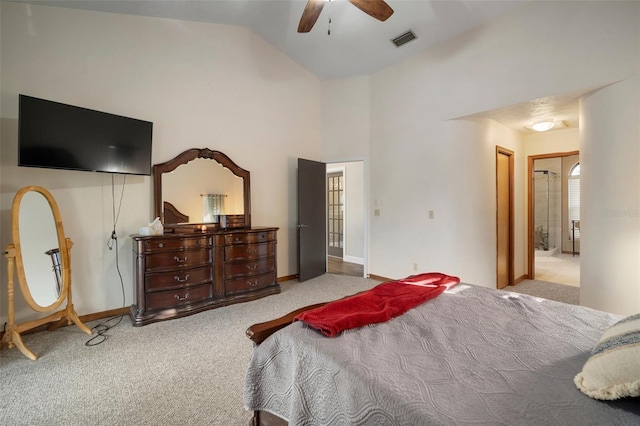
[244,284,640,425]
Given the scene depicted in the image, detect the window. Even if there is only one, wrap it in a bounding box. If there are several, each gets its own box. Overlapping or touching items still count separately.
[568,163,580,240]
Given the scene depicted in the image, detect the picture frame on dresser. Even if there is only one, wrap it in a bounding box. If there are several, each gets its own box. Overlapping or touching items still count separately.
[129,148,280,326]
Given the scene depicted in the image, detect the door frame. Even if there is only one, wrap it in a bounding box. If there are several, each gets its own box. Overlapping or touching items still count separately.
[527,150,579,279]
[496,146,514,288]
[326,160,367,277]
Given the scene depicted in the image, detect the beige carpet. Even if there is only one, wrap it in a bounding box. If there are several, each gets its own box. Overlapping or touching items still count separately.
[505,279,580,305]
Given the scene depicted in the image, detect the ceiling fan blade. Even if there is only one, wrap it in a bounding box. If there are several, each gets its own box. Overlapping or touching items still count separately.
[298,0,326,33]
[348,0,394,22]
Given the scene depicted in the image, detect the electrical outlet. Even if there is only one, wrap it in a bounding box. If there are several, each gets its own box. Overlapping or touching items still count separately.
[413,262,418,271]
[428,210,435,219]
[374,209,380,217]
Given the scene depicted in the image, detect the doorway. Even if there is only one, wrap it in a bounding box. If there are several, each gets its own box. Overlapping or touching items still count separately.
[326,161,365,278]
[528,151,580,286]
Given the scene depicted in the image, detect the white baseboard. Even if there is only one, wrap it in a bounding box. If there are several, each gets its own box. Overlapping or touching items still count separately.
[343,255,364,265]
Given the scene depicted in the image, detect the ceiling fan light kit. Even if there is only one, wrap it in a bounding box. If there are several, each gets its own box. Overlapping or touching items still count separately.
[298,0,394,33]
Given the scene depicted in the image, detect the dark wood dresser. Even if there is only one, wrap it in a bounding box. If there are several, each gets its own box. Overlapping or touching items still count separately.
[130,227,279,326]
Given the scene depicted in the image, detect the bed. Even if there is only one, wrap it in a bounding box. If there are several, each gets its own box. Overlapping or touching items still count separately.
[244,277,640,425]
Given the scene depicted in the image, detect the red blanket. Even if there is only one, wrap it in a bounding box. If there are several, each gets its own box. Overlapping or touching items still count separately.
[294,272,460,337]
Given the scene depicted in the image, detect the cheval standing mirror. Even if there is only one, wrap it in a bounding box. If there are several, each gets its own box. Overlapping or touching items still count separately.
[1,186,91,360]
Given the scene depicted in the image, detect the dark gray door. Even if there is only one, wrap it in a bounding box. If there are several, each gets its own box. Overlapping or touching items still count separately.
[298,158,326,282]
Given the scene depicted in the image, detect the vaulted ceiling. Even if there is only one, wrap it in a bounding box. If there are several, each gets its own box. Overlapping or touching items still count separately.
[20,0,530,80]
[17,0,581,133]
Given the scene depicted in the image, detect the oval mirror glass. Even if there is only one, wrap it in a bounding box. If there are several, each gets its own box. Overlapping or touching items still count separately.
[16,189,65,308]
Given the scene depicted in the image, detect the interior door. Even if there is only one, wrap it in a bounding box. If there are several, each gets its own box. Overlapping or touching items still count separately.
[496,147,514,289]
[298,158,327,282]
[327,171,344,258]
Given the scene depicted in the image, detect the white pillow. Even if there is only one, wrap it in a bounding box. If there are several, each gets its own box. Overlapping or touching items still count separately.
[574,313,640,400]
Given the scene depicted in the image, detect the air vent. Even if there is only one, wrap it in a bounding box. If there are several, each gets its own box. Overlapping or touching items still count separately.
[391,30,417,48]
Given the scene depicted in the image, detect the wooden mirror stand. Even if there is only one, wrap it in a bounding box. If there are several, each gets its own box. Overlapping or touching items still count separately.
[1,186,91,360]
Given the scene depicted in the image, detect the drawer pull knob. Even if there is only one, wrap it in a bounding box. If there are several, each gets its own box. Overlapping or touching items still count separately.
[246,264,258,270]
[173,255,188,263]
[158,243,164,248]
[247,249,255,254]
[234,237,240,242]
[174,274,190,283]
[247,280,259,287]
[174,292,190,301]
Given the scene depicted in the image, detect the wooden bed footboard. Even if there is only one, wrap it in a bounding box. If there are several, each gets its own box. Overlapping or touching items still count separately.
[251,410,288,426]
[245,289,369,345]
[245,301,329,345]
[163,201,189,224]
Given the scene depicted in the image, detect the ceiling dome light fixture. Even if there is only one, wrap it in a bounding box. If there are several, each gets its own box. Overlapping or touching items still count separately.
[531,120,555,132]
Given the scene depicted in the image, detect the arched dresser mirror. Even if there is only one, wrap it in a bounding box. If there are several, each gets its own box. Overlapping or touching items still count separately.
[1,186,91,360]
[153,148,251,231]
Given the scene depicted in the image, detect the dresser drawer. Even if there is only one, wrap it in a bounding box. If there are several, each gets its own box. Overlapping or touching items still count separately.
[145,249,212,271]
[225,242,275,261]
[224,257,275,279]
[145,283,212,311]
[132,227,279,326]
[144,236,212,253]
[146,266,213,292]
[225,272,276,296]
[224,231,275,246]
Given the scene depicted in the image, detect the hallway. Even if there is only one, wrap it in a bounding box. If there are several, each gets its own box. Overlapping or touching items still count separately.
[328,256,364,278]
[534,252,580,287]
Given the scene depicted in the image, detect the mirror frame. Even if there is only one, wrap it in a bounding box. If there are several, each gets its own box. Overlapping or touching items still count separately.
[12,186,69,312]
[153,148,251,229]
[2,185,91,361]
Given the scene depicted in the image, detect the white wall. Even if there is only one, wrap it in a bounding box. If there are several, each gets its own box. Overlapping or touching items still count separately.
[322,77,370,162]
[426,118,525,285]
[0,2,321,322]
[323,1,639,314]
[580,76,640,315]
[343,161,364,264]
[524,128,579,157]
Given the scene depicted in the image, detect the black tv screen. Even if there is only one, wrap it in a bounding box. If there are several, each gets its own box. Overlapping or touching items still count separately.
[18,95,153,176]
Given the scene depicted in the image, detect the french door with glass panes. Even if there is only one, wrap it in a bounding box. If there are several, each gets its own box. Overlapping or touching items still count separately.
[327,172,343,258]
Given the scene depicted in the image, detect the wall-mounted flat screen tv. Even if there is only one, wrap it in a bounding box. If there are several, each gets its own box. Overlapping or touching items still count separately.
[18,94,153,176]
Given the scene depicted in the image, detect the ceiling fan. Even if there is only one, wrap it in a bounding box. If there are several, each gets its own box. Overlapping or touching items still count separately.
[298,0,394,33]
